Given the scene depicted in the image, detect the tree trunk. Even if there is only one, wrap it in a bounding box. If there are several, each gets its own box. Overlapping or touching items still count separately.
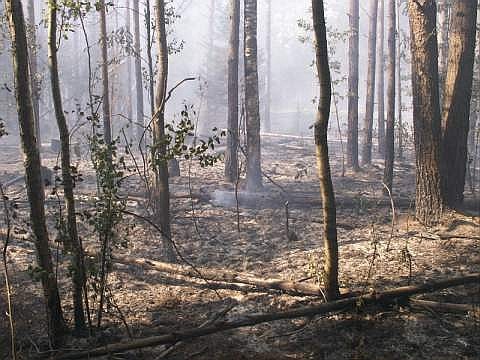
[225,0,240,182]
[26,0,40,151]
[361,0,378,166]
[377,0,386,156]
[347,0,360,170]
[99,0,112,144]
[126,0,134,142]
[311,0,340,301]
[133,0,145,149]
[47,0,86,332]
[203,0,216,135]
[146,0,155,118]
[264,0,272,133]
[154,0,176,262]
[396,0,403,160]
[408,0,443,225]
[470,7,480,156]
[441,0,478,207]
[437,0,450,100]
[5,0,65,345]
[383,0,396,194]
[244,0,262,191]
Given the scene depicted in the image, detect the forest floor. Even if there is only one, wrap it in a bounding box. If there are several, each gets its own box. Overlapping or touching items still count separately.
[0,135,479,359]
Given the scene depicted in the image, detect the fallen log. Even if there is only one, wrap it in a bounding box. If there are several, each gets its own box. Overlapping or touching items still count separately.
[52,273,480,359]
[409,299,480,315]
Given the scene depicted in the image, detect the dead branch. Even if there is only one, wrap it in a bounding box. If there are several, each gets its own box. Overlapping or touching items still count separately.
[52,273,480,359]
[409,299,480,315]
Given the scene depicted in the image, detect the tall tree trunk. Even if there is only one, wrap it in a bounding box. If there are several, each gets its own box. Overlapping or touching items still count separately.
[396,0,403,160]
[126,0,134,141]
[264,0,272,133]
[361,0,378,166]
[347,0,360,170]
[225,0,240,182]
[408,0,443,225]
[383,0,396,194]
[133,0,145,149]
[244,0,262,191]
[154,0,176,262]
[377,0,386,156]
[99,0,112,144]
[5,0,65,345]
[26,0,40,150]
[146,0,155,118]
[47,0,86,332]
[470,7,480,156]
[311,0,340,301]
[441,0,478,207]
[437,0,450,100]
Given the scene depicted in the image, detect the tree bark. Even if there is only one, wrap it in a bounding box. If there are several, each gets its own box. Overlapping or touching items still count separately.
[264,0,272,133]
[437,0,450,100]
[5,0,65,345]
[99,0,112,144]
[154,0,176,262]
[396,0,404,160]
[225,0,240,182]
[361,0,378,166]
[383,0,396,194]
[126,0,134,142]
[26,0,40,151]
[146,0,155,118]
[133,0,145,149]
[312,0,340,301]
[441,0,478,207]
[377,0,386,156]
[47,0,86,332]
[244,0,263,191]
[408,0,443,225]
[347,0,360,170]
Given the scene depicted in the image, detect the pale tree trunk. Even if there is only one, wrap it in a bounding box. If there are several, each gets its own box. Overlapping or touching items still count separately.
[244,0,262,191]
[99,0,112,144]
[377,0,386,156]
[396,0,403,160]
[347,0,360,170]
[311,0,340,301]
[383,0,396,194]
[27,0,40,150]
[408,0,443,225]
[47,0,87,332]
[126,0,134,141]
[133,0,145,149]
[154,0,176,262]
[146,0,155,118]
[264,0,272,132]
[437,0,450,100]
[5,0,65,345]
[225,0,240,182]
[441,0,478,207]
[361,0,378,166]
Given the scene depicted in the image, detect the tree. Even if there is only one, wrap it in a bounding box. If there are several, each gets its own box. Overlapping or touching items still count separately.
[264,0,272,133]
[437,0,450,99]
[26,0,40,150]
[47,0,87,332]
[244,0,262,191]
[99,0,112,144]
[396,0,404,160]
[126,0,134,141]
[441,0,478,207]
[133,0,145,148]
[311,0,340,301]
[383,0,396,194]
[347,0,360,170]
[225,0,240,182]
[5,0,65,345]
[377,0,386,156]
[407,0,443,225]
[361,0,378,166]
[154,0,176,262]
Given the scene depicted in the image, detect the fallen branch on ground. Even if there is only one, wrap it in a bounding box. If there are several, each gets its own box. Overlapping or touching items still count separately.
[52,273,480,359]
[409,299,480,315]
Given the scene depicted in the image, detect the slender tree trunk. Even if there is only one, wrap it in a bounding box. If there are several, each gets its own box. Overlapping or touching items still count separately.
[383,0,396,194]
[437,0,450,100]
[264,0,272,132]
[469,7,480,156]
[311,0,340,301]
[133,0,145,149]
[146,0,155,118]
[26,0,40,151]
[396,0,403,160]
[5,0,65,345]
[154,0,175,262]
[377,0,386,156]
[225,0,240,182]
[47,0,86,332]
[244,0,262,191]
[361,0,378,165]
[441,0,478,207]
[408,0,443,225]
[347,0,360,170]
[126,0,134,142]
[99,0,112,144]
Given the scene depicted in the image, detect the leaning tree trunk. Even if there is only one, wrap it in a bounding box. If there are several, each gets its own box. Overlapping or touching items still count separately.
[311,0,340,301]
[437,0,450,101]
[47,0,87,332]
[133,0,145,149]
[361,0,378,166]
[99,0,112,144]
[347,0,360,171]
[225,0,240,182]
[244,0,262,191]
[441,0,478,208]
[377,0,386,156]
[5,0,65,345]
[27,0,40,151]
[383,0,396,194]
[154,0,176,262]
[408,0,443,225]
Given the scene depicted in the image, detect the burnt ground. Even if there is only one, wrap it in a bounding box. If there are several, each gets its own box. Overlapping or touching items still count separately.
[0,135,479,359]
